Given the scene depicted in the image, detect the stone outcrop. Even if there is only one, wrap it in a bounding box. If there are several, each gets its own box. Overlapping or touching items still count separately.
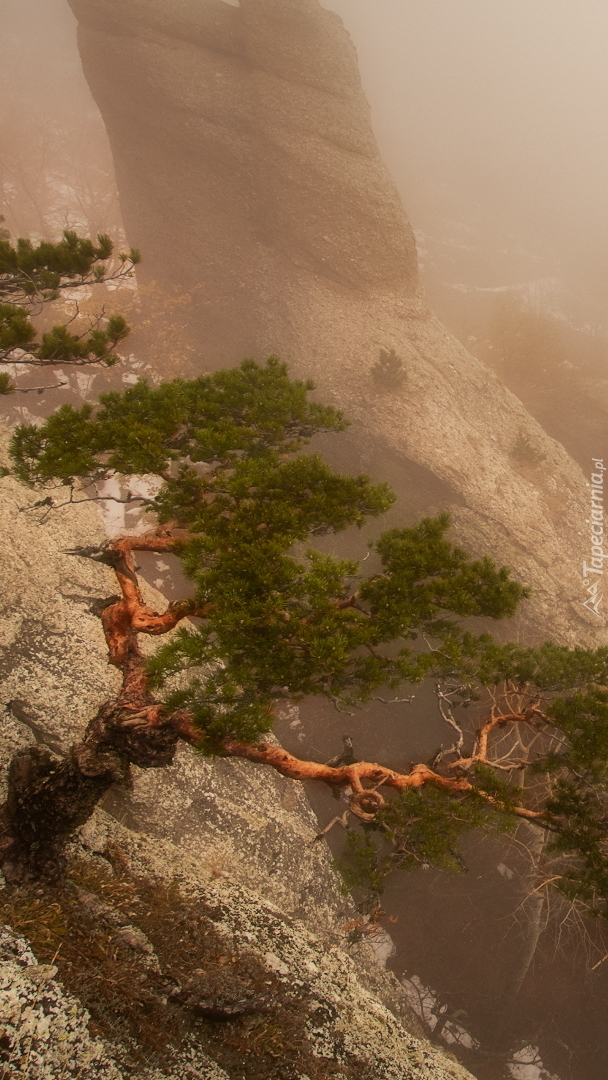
[68,0,419,363]
[0,427,478,1077]
[73,807,478,1080]
[68,0,606,648]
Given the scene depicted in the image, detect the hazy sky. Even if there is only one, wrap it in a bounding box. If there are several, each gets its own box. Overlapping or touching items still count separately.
[3,0,608,305]
[322,0,608,297]
[2,0,84,107]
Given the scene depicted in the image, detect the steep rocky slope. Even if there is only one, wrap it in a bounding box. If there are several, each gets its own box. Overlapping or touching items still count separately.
[0,426,476,1078]
[0,426,356,940]
[67,0,606,649]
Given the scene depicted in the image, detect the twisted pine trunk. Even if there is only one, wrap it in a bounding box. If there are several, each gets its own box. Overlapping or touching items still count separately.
[0,535,192,883]
[0,668,182,883]
[1,738,124,883]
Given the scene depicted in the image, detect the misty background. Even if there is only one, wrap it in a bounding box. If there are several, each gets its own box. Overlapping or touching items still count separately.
[326,0,608,327]
[4,0,608,327]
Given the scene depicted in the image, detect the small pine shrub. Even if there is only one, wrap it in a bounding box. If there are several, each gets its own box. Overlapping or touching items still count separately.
[511,431,546,468]
[371,348,406,389]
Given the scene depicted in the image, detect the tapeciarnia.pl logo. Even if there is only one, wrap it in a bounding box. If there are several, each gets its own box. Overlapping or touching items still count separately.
[582,458,606,618]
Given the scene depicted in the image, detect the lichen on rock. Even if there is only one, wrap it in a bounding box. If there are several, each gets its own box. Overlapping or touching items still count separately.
[0,925,122,1080]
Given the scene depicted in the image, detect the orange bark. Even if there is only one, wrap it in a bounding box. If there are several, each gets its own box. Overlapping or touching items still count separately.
[449,706,548,771]
[101,533,214,667]
[218,739,546,822]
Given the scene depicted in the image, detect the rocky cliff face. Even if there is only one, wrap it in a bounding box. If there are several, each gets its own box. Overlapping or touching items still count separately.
[68,0,419,363]
[0,426,476,1078]
[67,0,607,649]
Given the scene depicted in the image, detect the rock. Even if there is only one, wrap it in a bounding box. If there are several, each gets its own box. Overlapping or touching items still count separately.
[68,0,607,647]
[75,887,160,963]
[0,925,122,1080]
[70,804,479,1080]
[21,963,59,983]
[0,426,478,1078]
[0,923,230,1080]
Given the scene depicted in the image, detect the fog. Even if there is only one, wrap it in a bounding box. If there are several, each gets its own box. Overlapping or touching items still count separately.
[323,0,608,323]
[0,0,122,240]
[2,4,608,1078]
[4,0,608,323]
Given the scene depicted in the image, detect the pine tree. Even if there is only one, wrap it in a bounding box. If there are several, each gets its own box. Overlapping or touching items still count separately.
[0,218,138,392]
[2,357,608,920]
[371,347,405,388]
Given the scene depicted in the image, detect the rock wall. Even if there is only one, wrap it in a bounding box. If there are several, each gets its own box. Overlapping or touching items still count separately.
[68,0,606,649]
[68,0,419,363]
